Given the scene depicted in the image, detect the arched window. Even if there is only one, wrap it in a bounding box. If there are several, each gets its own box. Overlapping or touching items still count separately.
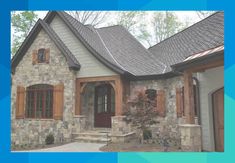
[26,84,53,119]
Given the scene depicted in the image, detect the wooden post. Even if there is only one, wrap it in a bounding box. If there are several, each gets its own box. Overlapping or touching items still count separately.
[183,71,195,124]
[115,77,123,116]
[75,79,81,115]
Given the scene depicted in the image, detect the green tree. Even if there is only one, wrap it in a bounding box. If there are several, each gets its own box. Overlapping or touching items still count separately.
[68,11,108,27]
[152,12,184,43]
[11,11,38,55]
[196,11,214,19]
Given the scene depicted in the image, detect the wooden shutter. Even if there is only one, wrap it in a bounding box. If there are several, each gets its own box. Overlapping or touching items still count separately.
[32,50,38,65]
[16,86,25,119]
[45,48,50,63]
[176,87,184,117]
[156,90,166,117]
[53,83,64,120]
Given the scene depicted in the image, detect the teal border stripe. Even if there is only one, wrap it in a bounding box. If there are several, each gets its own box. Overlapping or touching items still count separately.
[0,0,233,163]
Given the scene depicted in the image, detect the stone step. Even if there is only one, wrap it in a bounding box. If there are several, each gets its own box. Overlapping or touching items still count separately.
[75,132,110,137]
[72,128,111,143]
[74,136,111,143]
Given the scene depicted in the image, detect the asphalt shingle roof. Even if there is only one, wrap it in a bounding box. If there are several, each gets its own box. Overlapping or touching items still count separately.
[14,11,223,77]
[149,12,224,72]
[57,12,166,76]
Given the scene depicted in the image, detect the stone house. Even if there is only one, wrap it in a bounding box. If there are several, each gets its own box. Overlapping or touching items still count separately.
[11,11,224,152]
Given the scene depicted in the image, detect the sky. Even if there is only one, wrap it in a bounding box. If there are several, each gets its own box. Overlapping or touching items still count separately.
[11,11,209,49]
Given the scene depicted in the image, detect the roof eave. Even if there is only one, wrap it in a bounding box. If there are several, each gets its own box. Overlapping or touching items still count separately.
[171,50,224,72]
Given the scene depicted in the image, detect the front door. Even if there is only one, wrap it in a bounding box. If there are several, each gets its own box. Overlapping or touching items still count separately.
[94,84,115,128]
[212,87,224,151]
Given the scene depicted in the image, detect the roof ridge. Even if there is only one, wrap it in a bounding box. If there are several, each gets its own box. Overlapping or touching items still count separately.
[94,29,129,72]
[96,24,123,29]
[149,11,222,50]
[115,25,167,72]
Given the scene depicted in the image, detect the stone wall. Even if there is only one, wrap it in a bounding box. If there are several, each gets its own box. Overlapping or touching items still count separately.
[11,29,77,148]
[129,76,184,147]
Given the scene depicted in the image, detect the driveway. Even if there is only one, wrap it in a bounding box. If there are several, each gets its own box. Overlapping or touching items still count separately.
[15,142,106,152]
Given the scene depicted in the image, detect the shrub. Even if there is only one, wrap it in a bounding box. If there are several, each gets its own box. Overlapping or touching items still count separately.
[45,134,54,145]
[143,129,152,140]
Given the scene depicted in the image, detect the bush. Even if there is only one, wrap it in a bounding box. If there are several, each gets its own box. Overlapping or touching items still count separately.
[45,134,54,145]
[143,129,152,140]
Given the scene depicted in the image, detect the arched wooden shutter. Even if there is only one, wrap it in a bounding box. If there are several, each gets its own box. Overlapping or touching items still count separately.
[176,87,184,117]
[156,90,166,117]
[45,48,50,63]
[16,86,25,119]
[32,50,38,65]
[53,83,64,120]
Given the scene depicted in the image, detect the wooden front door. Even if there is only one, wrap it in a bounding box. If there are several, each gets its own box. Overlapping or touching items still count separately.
[212,87,224,151]
[94,84,115,128]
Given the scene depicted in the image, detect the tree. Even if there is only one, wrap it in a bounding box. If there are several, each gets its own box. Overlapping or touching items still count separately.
[68,11,108,27]
[11,11,38,55]
[152,12,184,43]
[124,89,158,143]
[114,11,155,47]
[196,11,214,19]
[115,12,145,32]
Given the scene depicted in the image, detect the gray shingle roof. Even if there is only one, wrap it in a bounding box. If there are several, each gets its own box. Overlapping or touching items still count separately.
[97,25,166,75]
[52,12,166,76]
[149,12,224,73]
[14,11,223,77]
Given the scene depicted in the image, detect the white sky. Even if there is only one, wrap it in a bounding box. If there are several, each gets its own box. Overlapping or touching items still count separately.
[11,11,207,48]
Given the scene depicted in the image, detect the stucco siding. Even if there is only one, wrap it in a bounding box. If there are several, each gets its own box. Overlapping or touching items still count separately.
[49,15,117,78]
[197,66,224,151]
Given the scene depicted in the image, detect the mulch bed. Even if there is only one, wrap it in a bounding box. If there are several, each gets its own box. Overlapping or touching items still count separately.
[100,143,181,152]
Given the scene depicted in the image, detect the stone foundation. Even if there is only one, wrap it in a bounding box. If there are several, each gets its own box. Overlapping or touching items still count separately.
[179,124,202,151]
[111,116,135,143]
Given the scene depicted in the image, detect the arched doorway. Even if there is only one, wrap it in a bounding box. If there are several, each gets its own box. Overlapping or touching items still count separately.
[212,87,224,151]
[94,84,115,128]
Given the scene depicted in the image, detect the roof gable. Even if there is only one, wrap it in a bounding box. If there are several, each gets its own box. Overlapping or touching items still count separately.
[11,19,80,73]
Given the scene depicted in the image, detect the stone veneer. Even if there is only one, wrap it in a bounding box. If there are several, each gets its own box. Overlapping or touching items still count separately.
[11,28,200,150]
[11,29,78,147]
[127,77,184,146]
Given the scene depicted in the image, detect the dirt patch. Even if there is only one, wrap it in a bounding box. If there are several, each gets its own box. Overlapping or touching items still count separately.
[100,143,181,152]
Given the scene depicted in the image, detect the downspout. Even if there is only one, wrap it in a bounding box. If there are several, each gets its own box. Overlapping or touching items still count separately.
[193,77,201,125]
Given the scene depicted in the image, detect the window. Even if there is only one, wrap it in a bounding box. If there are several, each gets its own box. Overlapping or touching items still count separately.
[37,48,46,63]
[95,84,115,114]
[32,48,50,64]
[145,89,157,100]
[25,84,53,119]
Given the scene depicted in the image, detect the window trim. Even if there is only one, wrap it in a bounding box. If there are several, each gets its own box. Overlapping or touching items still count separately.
[25,84,54,119]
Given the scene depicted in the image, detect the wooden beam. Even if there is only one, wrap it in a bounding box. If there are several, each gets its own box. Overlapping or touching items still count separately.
[115,77,123,116]
[80,83,87,94]
[190,59,223,72]
[75,79,81,115]
[183,71,195,124]
[75,75,124,116]
[77,75,120,83]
